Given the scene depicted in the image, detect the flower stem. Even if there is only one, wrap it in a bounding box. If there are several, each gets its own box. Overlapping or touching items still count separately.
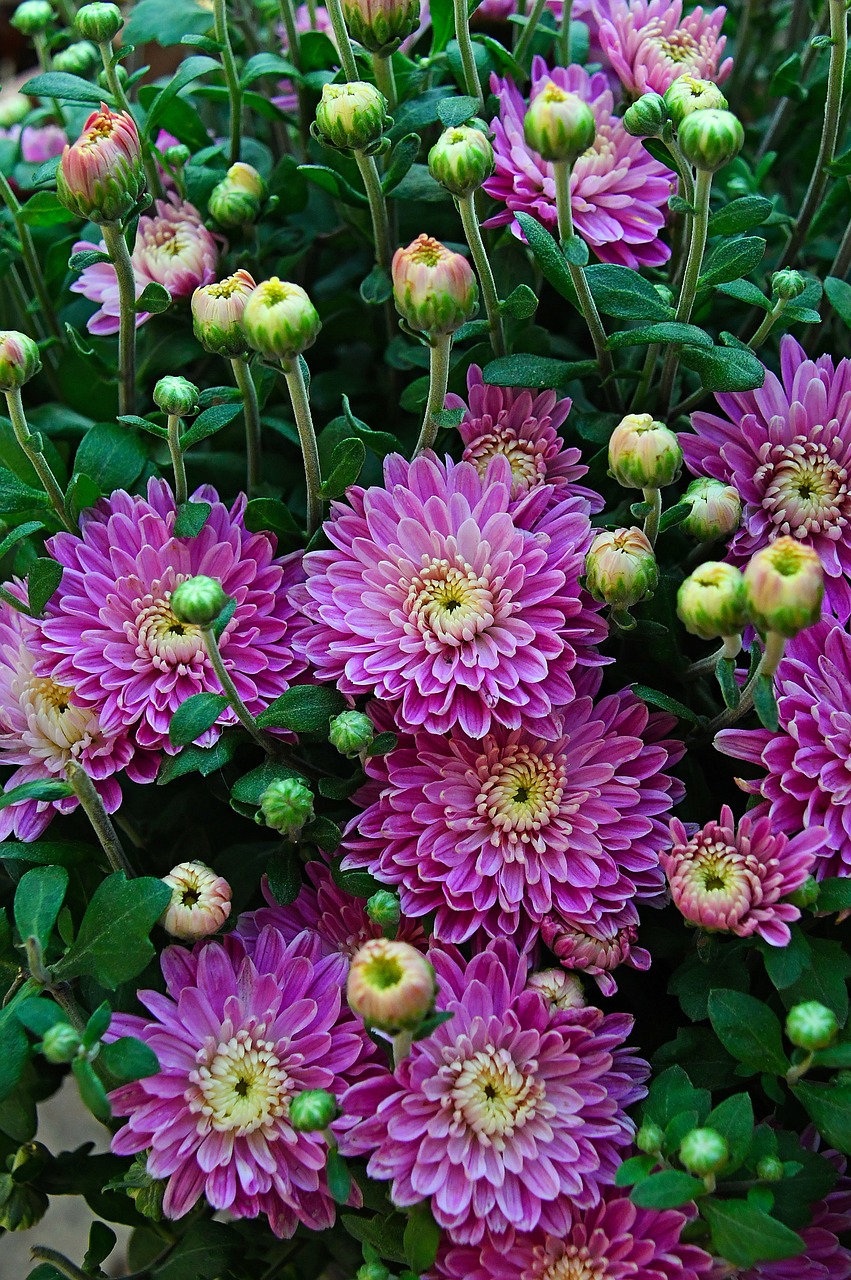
[557,0,573,65]
[101,222,138,418]
[458,193,506,356]
[552,160,614,388]
[326,0,360,79]
[353,150,393,273]
[0,169,61,339]
[416,334,453,455]
[685,633,742,678]
[392,1029,414,1066]
[281,357,323,536]
[167,415,188,505]
[232,357,262,497]
[642,487,662,546]
[4,388,75,533]
[828,185,851,279]
[453,0,483,108]
[213,0,244,165]
[278,0,312,149]
[748,296,789,349]
[706,631,786,735]
[515,0,548,66]
[201,624,272,751]
[29,1249,90,1280]
[659,165,712,412]
[65,761,134,877]
[786,1050,815,1084]
[373,52,397,109]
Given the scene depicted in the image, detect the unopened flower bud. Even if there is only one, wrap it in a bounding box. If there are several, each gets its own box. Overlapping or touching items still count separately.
[160,861,232,941]
[524,81,596,164]
[785,1001,838,1052]
[367,889,401,932]
[0,1176,48,1231]
[392,234,478,337]
[10,1142,49,1181]
[681,476,741,542]
[677,108,744,172]
[170,575,229,626]
[526,968,585,1012]
[208,162,265,228]
[163,143,191,170]
[289,1088,338,1131]
[677,561,748,640]
[259,777,315,839]
[771,269,806,301]
[0,331,41,392]
[192,269,256,358]
[153,375,198,418]
[41,1022,83,1063]
[608,412,682,490]
[328,709,374,758]
[788,875,819,909]
[679,1127,729,1176]
[75,1,123,42]
[53,40,99,74]
[428,124,494,197]
[636,1121,665,1154]
[56,103,145,224]
[0,93,30,130]
[744,538,824,638]
[622,92,667,137]
[314,81,389,153]
[242,278,322,362]
[341,0,420,53]
[97,63,129,93]
[357,1265,391,1280]
[664,76,728,126]
[11,0,53,34]
[348,938,436,1031]
[757,1156,785,1182]
[585,526,658,610]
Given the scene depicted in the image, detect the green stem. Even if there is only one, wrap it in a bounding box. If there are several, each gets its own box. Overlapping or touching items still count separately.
[278,0,312,149]
[685,633,742,678]
[29,1248,90,1280]
[232,357,262,496]
[515,0,548,66]
[167,415,188,504]
[373,52,397,109]
[748,296,788,349]
[201,624,272,751]
[631,341,659,413]
[213,0,244,165]
[102,222,138,418]
[458,193,506,356]
[65,761,134,877]
[96,42,163,198]
[642,486,661,546]
[4,388,75,533]
[557,0,573,66]
[416,334,453,455]
[553,161,614,387]
[326,0,359,79]
[281,358,323,536]
[0,169,62,338]
[453,0,483,108]
[786,1050,815,1084]
[392,1029,414,1066]
[353,150,393,272]
[706,631,786,735]
[659,165,712,412]
[829,188,851,279]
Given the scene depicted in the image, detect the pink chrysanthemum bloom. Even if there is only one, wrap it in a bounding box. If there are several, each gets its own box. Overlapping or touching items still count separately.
[663,805,825,946]
[20,123,67,165]
[341,939,648,1252]
[109,928,367,1236]
[433,1186,713,1279]
[484,58,674,269]
[292,453,606,739]
[0,600,155,841]
[444,364,604,520]
[71,194,217,336]
[717,619,851,881]
[342,688,682,944]
[541,907,651,995]
[597,0,732,96]
[683,337,851,620]
[35,479,306,754]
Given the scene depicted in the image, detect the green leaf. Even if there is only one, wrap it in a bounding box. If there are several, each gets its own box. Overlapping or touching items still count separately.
[52,872,172,989]
[500,283,539,319]
[708,197,773,237]
[701,1200,805,1268]
[705,1092,754,1170]
[265,848,302,906]
[14,865,69,950]
[760,927,811,989]
[15,996,65,1036]
[135,282,171,315]
[19,192,76,227]
[72,1056,111,1123]
[154,1220,238,1280]
[412,1009,455,1041]
[679,344,767,392]
[482,355,595,389]
[342,1213,408,1266]
[156,732,241,785]
[707,990,789,1075]
[436,95,481,127]
[563,234,589,266]
[27,557,62,616]
[302,816,342,854]
[326,1148,352,1205]
[366,730,397,757]
[817,877,851,913]
[607,322,713,350]
[785,938,851,1023]
[631,1170,706,1209]
[84,1222,116,1272]
[382,133,421,195]
[21,72,108,105]
[298,164,369,207]
[256,685,346,733]
[360,265,393,306]
[74,422,147,493]
[318,437,365,499]
[404,1200,441,1272]
[169,692,229,747]
[0,468,51,513]
[83,1001,111,1048]
[123,0,214,45]
[770,51,806,101]
[240,51,299,86]
[0,779,74,812]
[179,402,243,450]
[230,760,302,807]
[243,497,301,541]
[0,1006,30,1102]
[659,501,692,532]
[67,472,102,521]
[514,212,576,303]
[825,276,851,330]
[584,264,671,321]
[614,1154,657,1186]
[643,1064,711,1128]
[98,1037,159,1085]
[698,236,766,289]
[0,521,44,562]
[718,278,773,311]
[145,56,220,136]
[69,248,112,272]
[173,501,211,538]
[631,684,703,724]
[753,672,779,731]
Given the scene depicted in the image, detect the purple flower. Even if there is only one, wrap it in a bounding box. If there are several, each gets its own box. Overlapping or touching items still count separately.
[35,479,306,754]
[663,805,825,945]
[483,58,675,269]
[444,364,604,519]
[342,687,683,945]
[109,928,368,1236]
[597,0,732,96]
[341,939,648,1252]
[682,336,851,621]
[541,908,651,995]
[292,452,606,739]
[717,619,851,881]
[20,123,67,165]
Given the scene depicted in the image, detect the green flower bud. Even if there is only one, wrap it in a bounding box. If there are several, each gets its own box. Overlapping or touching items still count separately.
[608,412,682,490]
[585,526,658,610]
[41,1022,83,1063]
[289,1088,338,1131]
[757,1156,785,1182]
[53,40,99,74]
[392,234,478,337]
[636,1121,665,1154]
[785,1001,839,1052]
[341,0,420,54]
[328,709,374,758]
[428,123,494,197]
[663,76,728,126]
[677,561,748,640]
[0,93,31,130]
[677,108,744,173]
[208,162,265,228]
[524,81,596,164]
[622,92,668,138]
[771,269,806,301]
[367,889,401,931]
[0,330,42,392]
[192,269,256,359]
[788,875,819,909]
[0,1175,48,1231]
[11,0,54,35]
[313,81,389,153]
[75,1,123,42]
[97,63,129,92]
[681,476,741,543]
[242,278,322,362]
[744,538,824,638]
[153,375,198,418]
[679,1127,729,1176]
[163,143,191,170]
[258,777,315,839]
[169,575,229,627]
[357,1265,391,1280]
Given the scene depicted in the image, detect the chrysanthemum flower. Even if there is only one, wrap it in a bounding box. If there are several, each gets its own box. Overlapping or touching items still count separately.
[541,907,651,995]
[35,479,306,754]
[71,194,217,335]
[663,805,824,945]
[109,929,367,1237]
[683,337,851,620]
[292,453,606,739]
[444,364,604,519]
[484,58,675,269]
[160,861,232,941]
[341,939,647,1251]
[717,619,851,881]
[1,123,67,166]
[597,0,732,97]
[342,688,683,944]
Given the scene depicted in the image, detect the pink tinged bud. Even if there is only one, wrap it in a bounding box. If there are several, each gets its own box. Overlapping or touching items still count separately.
[0,330,41,392]
[242,277,322,362]
[391,233,478,336]
[526,968,586,1012]
[681,476,741,542]
[192,269,256,357]
[55,103,146,224]
[744,537,824,638]
[585,526,658,610]
[347,938,436,1031]
[663,75,728,126]
[608,412,682,490]
[208,162,265,228]
[523,80,597,165]
[160,860,231,940]
[677,561,748,640]
[341,0,421,54]
[541,914,651,996]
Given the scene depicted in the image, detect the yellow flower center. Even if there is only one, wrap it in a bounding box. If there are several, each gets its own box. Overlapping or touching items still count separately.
[656,29,700,62]
[406,557,496,645]
[477,744,566,845]
[446,1046,544,1144]
[192,1029,291,1135]
[538,1246,608,1280]
[759,438,849,538]
[21,676,96,753]
[134,595,204,669]
[464,425,547,495]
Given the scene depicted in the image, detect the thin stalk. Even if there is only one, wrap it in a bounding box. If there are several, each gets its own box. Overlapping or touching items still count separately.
[101,222,138,417]
[393,1029,414,1066]
[671,383,709,419]
[828,179,851,279]
[373,53,397,109]
[167,415,188,504]
[631,341,658,413]
[278,0,312,150]
[557,0,573,66]
[213,0,244,165]
[757,10,826,162]
[232,357,262,496]
[453,0,483,108]
[0,169,61,338]
[326,0,360,79]
[458,193,506,356]
[29,1249,90,1280]
[786,1051,815,1084]
[662,133,695,288]
[685,633,742,679]
[4,388,75,533]
[281,357,323,535]
[96,42,163,198]
[416,334,453,455]
[306,0,317,21]
[353,150,393,272]
[515,0,548,66]
[659,165,712,412]
[748,296,789,349]
[705,631,785,735]
[65,761,134,877]
[642,486,661,546]
[201,624,272,751]
[553,161,614,386]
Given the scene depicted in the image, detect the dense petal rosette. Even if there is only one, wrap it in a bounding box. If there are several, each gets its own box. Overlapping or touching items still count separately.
[597,0,732,96]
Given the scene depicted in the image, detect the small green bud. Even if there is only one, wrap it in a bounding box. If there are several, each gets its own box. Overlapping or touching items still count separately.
[163,143,191,170]
[771,269,806,301]
[681,476,741,543]
[0,93,31,130]
[53,40,99,74]
[0,330,42,392]
[788,875,819,909]
[97,63,129,92]
[328,709,374,758]
[341,0,420,54]
[622,92,667,137]
[10,1142,49,1182]
[289,1088,338,1131]
[785,1001,839,1052]
[744,538,824,638]
[313,81,389,153]
[242,278,322,362]
[524,80,596,164]
[258,777,315,839]
[757,1156,785,1182]
[367,889,401,932]
[677,561,748,641]
[169,576,229,627]
[208,162,266,228]
[608,412,682,491]
[153,375,199,418]
[357,1265,391,1280]
[41,1022,83,1063]
[75,1,123,42]
[11,0,54,35]
[679,1127,729,1176]
[585,526,658,611]
[663,75,728,126]
[677,108,744,172]
[636,1121,664,1154]
[428,123,494,198]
